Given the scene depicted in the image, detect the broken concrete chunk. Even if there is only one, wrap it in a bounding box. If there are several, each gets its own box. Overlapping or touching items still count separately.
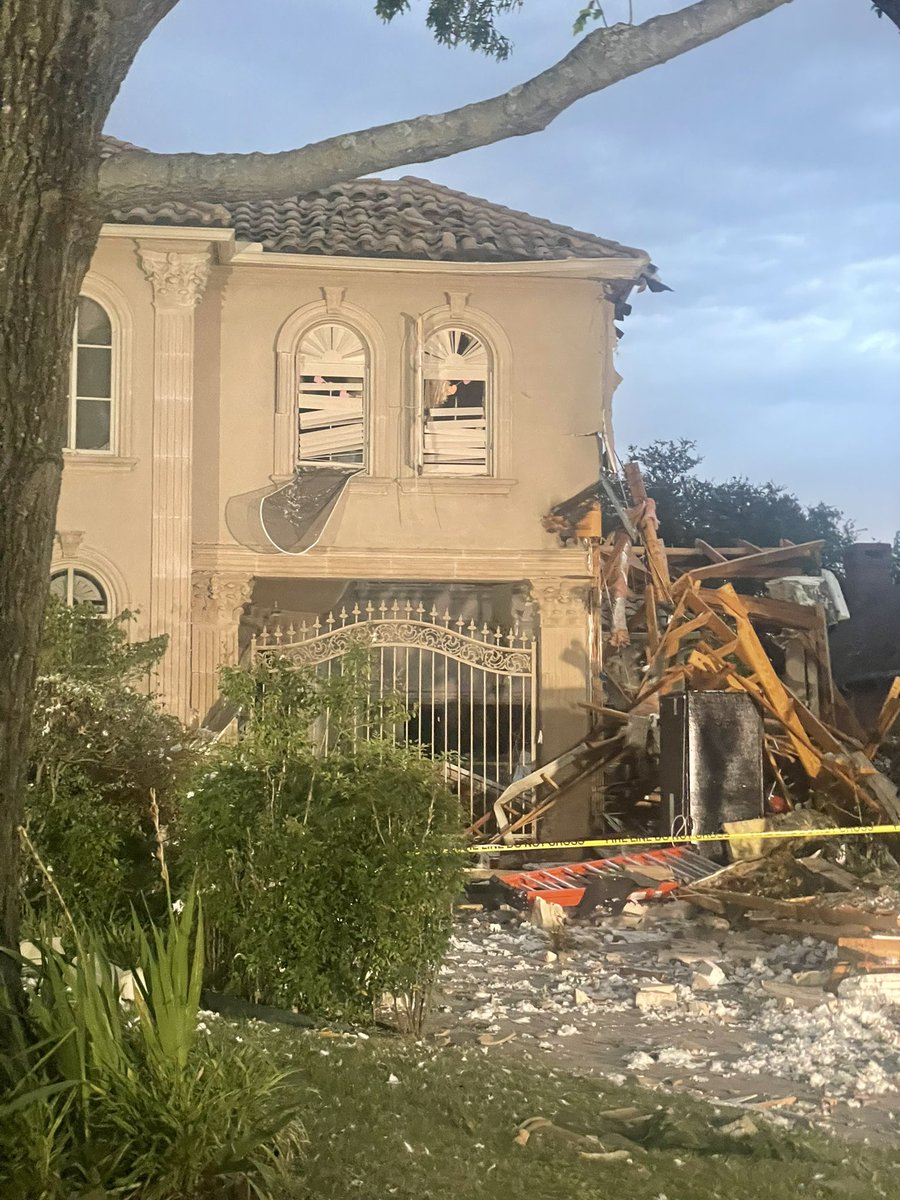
[574,987,591,1006]
[635,985,679,1011]
[530,897,566,931]
[691,960,726,990]
[791,969,828,987]
[761,980,828,1009]
[720,1114,759,1139]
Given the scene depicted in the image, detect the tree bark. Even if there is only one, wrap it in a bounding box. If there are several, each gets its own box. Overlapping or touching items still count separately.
[99,0,793,207]
[0,1,142,1009]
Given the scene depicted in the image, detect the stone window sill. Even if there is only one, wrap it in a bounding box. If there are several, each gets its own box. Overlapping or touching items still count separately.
[63,453,138,473]
[398,477,517,496]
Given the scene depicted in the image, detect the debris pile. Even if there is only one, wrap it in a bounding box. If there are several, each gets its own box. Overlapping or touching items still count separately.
[483,462,900,845]
[437,879,900,1142]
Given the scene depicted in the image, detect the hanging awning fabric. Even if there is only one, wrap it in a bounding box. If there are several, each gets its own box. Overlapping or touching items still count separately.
[225,464,361,555]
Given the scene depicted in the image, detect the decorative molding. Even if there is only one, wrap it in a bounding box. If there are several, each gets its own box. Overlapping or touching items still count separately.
[445,290,470,316]
[55,530,84,558]
[139,248,211,310]
[530,578,591,626]
[322,286,346,314]
[194,541,589,583]
[192,570,255,623]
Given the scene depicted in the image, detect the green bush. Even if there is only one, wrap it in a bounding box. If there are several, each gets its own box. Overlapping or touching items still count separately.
[180,654,464,1022]
[0,892,305,1200]
[23,600,193,925]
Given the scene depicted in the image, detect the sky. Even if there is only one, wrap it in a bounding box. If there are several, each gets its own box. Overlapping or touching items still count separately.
[107,0,900,541]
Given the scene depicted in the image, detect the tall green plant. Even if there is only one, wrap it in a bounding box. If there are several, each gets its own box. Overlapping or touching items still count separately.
[0,892,305,1200]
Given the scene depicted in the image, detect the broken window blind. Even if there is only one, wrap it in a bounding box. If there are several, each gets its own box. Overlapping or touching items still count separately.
[297,322,366,466]
[421,328,490,476]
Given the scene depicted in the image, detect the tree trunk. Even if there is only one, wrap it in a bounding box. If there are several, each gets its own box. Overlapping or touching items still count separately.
[0,2,136,1010]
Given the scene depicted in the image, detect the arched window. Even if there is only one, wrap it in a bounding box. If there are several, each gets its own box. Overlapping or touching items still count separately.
[68,296,114,452]
[49,567,109,614]
[297,323,367,466]
[421,327,490,475]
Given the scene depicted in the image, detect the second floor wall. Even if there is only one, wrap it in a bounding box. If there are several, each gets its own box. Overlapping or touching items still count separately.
[59,229,627,569]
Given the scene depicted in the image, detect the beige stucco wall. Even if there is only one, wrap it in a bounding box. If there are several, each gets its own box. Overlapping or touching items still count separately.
[54,228,643,837]
[205,261,616,561]
[54,237,157,638]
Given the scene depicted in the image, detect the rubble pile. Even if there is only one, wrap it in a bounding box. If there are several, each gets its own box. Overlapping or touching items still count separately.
[437,872,900,1142]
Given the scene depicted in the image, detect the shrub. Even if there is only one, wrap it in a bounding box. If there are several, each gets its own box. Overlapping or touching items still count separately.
[23,600,193,925]
[0,891,305,1200]
[180,653,464,1022]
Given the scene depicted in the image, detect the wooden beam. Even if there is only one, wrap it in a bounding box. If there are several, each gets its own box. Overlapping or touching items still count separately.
[673,541,825,587]
[622,461,673,603]
[738,538,763,554]
[694,538,727,563]
[698,589,820,632]
[644,581,660,653]
[866,676,900,758]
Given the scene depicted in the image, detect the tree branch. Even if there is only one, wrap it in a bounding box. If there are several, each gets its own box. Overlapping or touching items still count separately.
[99,0,793,207]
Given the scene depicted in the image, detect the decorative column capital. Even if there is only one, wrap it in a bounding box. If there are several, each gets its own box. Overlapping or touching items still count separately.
[139,248,211,309]
[192,570,254,623]
[530,578,591,627]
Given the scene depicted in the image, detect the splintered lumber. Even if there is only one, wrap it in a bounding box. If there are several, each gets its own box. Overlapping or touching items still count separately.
[866,676,900,758]
[673,540,825,589]
[623,462,673,603]
[683,889,900,934]
[485,734,623,844]
[644,581,660,653]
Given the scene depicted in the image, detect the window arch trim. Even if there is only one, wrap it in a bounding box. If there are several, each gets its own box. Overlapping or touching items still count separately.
[64,272,135,463]
[274,300,387,479]
[49,543,129,616]
[411,303,512,481]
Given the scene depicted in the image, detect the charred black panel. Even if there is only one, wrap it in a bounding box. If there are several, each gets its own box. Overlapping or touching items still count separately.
[659,692,763,838]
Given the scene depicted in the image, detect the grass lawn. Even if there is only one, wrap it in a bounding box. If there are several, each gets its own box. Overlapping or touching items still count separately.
[226,1019,899,1200]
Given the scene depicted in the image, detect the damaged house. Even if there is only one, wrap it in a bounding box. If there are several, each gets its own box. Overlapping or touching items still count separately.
[53,161,659,839]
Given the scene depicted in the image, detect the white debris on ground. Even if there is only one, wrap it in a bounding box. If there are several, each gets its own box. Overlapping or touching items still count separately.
[435,902,900,1133]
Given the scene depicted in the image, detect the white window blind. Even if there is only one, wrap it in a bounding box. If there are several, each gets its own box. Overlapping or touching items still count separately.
[297,323,366,466]
[421,328,489,476]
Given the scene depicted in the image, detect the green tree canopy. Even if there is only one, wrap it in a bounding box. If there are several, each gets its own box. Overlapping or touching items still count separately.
[626,439,857,570]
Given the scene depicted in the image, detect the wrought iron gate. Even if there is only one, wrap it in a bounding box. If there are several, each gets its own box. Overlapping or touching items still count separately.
[251,600,537,831]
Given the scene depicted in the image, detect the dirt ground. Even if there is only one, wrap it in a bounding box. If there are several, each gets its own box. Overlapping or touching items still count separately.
[430,903,900,1147]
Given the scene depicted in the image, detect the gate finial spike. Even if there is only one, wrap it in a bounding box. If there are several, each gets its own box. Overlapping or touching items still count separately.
[365,600,374,617]
[429,604,439,623]
[416,601,426,618]
[287,622,296,640]
[352,602,361,619]
[442,609,451,627]
[339,606,348,624]
[326,610,335,630]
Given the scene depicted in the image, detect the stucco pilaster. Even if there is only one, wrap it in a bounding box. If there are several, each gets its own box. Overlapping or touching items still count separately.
[139,246,211,720]
[190,570,254,722]
[531,578,592,841]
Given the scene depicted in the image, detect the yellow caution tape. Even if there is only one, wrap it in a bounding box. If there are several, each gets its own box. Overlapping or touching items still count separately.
[465,824,900,854]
